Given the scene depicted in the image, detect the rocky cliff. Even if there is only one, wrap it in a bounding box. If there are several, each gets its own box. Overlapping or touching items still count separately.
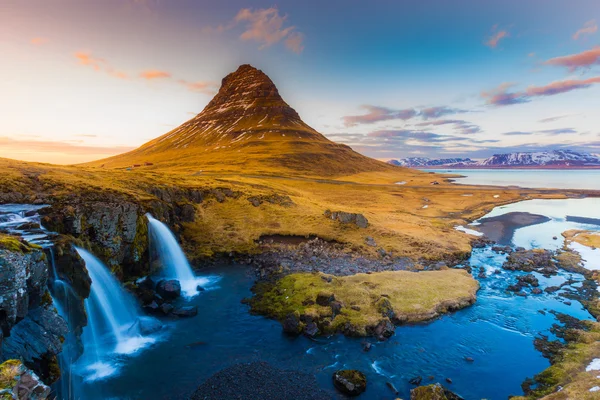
[0,236,67,384]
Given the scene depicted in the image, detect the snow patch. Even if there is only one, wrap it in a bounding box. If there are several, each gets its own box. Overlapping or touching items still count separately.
[586,359,600,371]
[455,226,484,236]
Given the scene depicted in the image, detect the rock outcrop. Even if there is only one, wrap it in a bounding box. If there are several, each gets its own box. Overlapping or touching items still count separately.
[410,383,464,400]
[332,370,367,396]
[0,239,67,384]
[324,210,369,228]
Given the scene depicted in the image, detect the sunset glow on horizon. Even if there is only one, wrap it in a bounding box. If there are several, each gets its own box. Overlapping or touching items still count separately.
[1,0,599,164]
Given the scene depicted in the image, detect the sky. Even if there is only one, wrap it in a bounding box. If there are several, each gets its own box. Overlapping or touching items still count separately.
[1,0,600,164]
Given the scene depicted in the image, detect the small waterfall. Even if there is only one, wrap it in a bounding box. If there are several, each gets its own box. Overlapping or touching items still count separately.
[75,247,155,381]
[146,214,206,297]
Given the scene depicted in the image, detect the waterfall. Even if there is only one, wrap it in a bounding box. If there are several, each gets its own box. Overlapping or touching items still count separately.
[75,247,155,381]
[146,214,207,297]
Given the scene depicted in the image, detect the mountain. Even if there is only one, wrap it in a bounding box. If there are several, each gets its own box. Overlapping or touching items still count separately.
[90,64,394,177]
[388,157,476,168]
[479,150,600,167]
[389,150,600,169]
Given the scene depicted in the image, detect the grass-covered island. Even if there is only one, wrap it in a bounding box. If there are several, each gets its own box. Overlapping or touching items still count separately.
[249,269,479,339]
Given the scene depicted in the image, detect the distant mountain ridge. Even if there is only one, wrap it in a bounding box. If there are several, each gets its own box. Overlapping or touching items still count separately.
[388,150,600,169]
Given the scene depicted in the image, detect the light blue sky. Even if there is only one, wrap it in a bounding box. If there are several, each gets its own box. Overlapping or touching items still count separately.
[1,0,599,163]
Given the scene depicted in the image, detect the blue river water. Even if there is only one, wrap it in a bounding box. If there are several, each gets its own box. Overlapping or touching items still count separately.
[73,198,600,400]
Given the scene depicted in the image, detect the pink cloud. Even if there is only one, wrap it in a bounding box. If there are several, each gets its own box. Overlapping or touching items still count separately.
[544,46,600,71]
[205,7,304,53]
[482,77,600,106]
[485,27,509,49]
[75,52,128,79]
[178,80,218,94]
[343,105,417,127]
[573,20,597,40]
[140,70,172,80]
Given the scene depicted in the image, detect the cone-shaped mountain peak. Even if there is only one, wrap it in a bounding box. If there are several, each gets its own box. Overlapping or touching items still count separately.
[89,64,392,177]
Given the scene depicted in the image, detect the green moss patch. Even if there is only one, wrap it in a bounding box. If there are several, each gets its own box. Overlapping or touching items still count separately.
[249,269,478,337]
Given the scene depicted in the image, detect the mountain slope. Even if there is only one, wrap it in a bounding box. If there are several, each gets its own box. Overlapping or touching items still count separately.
[90,64,393,177]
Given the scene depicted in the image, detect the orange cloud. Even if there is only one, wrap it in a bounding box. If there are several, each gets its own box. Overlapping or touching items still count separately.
[75,51,129,79]
[178,80,218,94]
[285,32,305,54]
[30,37,49,46]
[140,69,172,80]
[573,20,597,40]
[545,46,600,71]
[485,28,509,49]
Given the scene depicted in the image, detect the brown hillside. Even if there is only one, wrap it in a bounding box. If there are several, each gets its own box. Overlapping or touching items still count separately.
[87,64,395,177]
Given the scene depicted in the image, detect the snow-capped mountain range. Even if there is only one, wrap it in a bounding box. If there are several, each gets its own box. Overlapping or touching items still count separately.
[388,150,600,168]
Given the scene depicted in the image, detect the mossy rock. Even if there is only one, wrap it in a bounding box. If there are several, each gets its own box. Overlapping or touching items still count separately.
[332,369,367,396]
[410,383,463,400]
[0,360,21,391]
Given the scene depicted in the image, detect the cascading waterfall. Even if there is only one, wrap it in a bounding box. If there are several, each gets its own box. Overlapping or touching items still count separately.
[75,247,155,381]
[146,213,209,297]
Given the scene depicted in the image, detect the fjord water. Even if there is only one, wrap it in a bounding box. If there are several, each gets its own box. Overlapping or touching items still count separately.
[80,198,600,400]
[146,213,210,297]
[427,168,600,190]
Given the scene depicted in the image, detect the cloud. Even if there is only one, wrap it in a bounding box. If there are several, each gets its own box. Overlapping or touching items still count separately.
[284,31,305,54]
[538,128,578,135]
[140,70,172,80]
[416,119,481,135]
[485,26,509,49]
[30,37,49,46]
[502,131,534,136]
[573,20,597,40]
[74,52,216,93]
[482,76,600,106]
[420,106,468,120]
[75,51,129,79]
[544,46,600,71]
[343,105,417,127]
[538,115,570,123]
[205,7,304,53]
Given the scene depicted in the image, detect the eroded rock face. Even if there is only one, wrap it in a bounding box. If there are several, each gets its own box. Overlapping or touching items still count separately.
[0,243,68,384]
[0,247,47,339]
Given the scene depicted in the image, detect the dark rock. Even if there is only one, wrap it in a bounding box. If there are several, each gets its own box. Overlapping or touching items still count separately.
[325,211,369,229]
[197,285,205,292]
[304,322,319,337]
[136,276,155,290]
[545,286,560,294]
[282,313,302,335]
[477,272,486,279]
[143,301,160,314]
[315,291,335,306]
[160,303,174,315]
[127,316,163,336]
[362,342,372,352]
[350,305,361,311]
[464,356,474,362]
[371,319,395,341]
[386,381,399,395]
[446,378,453,384]
[517,274,540,287]
[156,279,181,300]
[376,297,395,319]
[365,236,377,247]
[330,300,344,315]
[409,376,423,386]
[173,306,198,317]
[532,288,543,295]
[332,370,367,396]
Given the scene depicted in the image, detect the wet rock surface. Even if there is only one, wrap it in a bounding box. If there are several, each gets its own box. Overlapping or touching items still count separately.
[332,369,367,396]
[410,383,464,399]
[191,361,332,400]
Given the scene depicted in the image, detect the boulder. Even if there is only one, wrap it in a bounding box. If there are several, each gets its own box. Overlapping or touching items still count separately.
[332,370,367,396]
[136,276,155,290]
[156,280,181,300]
[324,210,369,229]
[173,306,198,318]
[160,303,174,315]
[371,319,395,341]
[304,322,319,338]
[410,383,464,400]
[282,313,302,335]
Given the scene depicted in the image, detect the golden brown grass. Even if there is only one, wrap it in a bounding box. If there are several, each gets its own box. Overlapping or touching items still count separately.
[0,360,21,392]
[563,230,600,249]
[250,269,479,335]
